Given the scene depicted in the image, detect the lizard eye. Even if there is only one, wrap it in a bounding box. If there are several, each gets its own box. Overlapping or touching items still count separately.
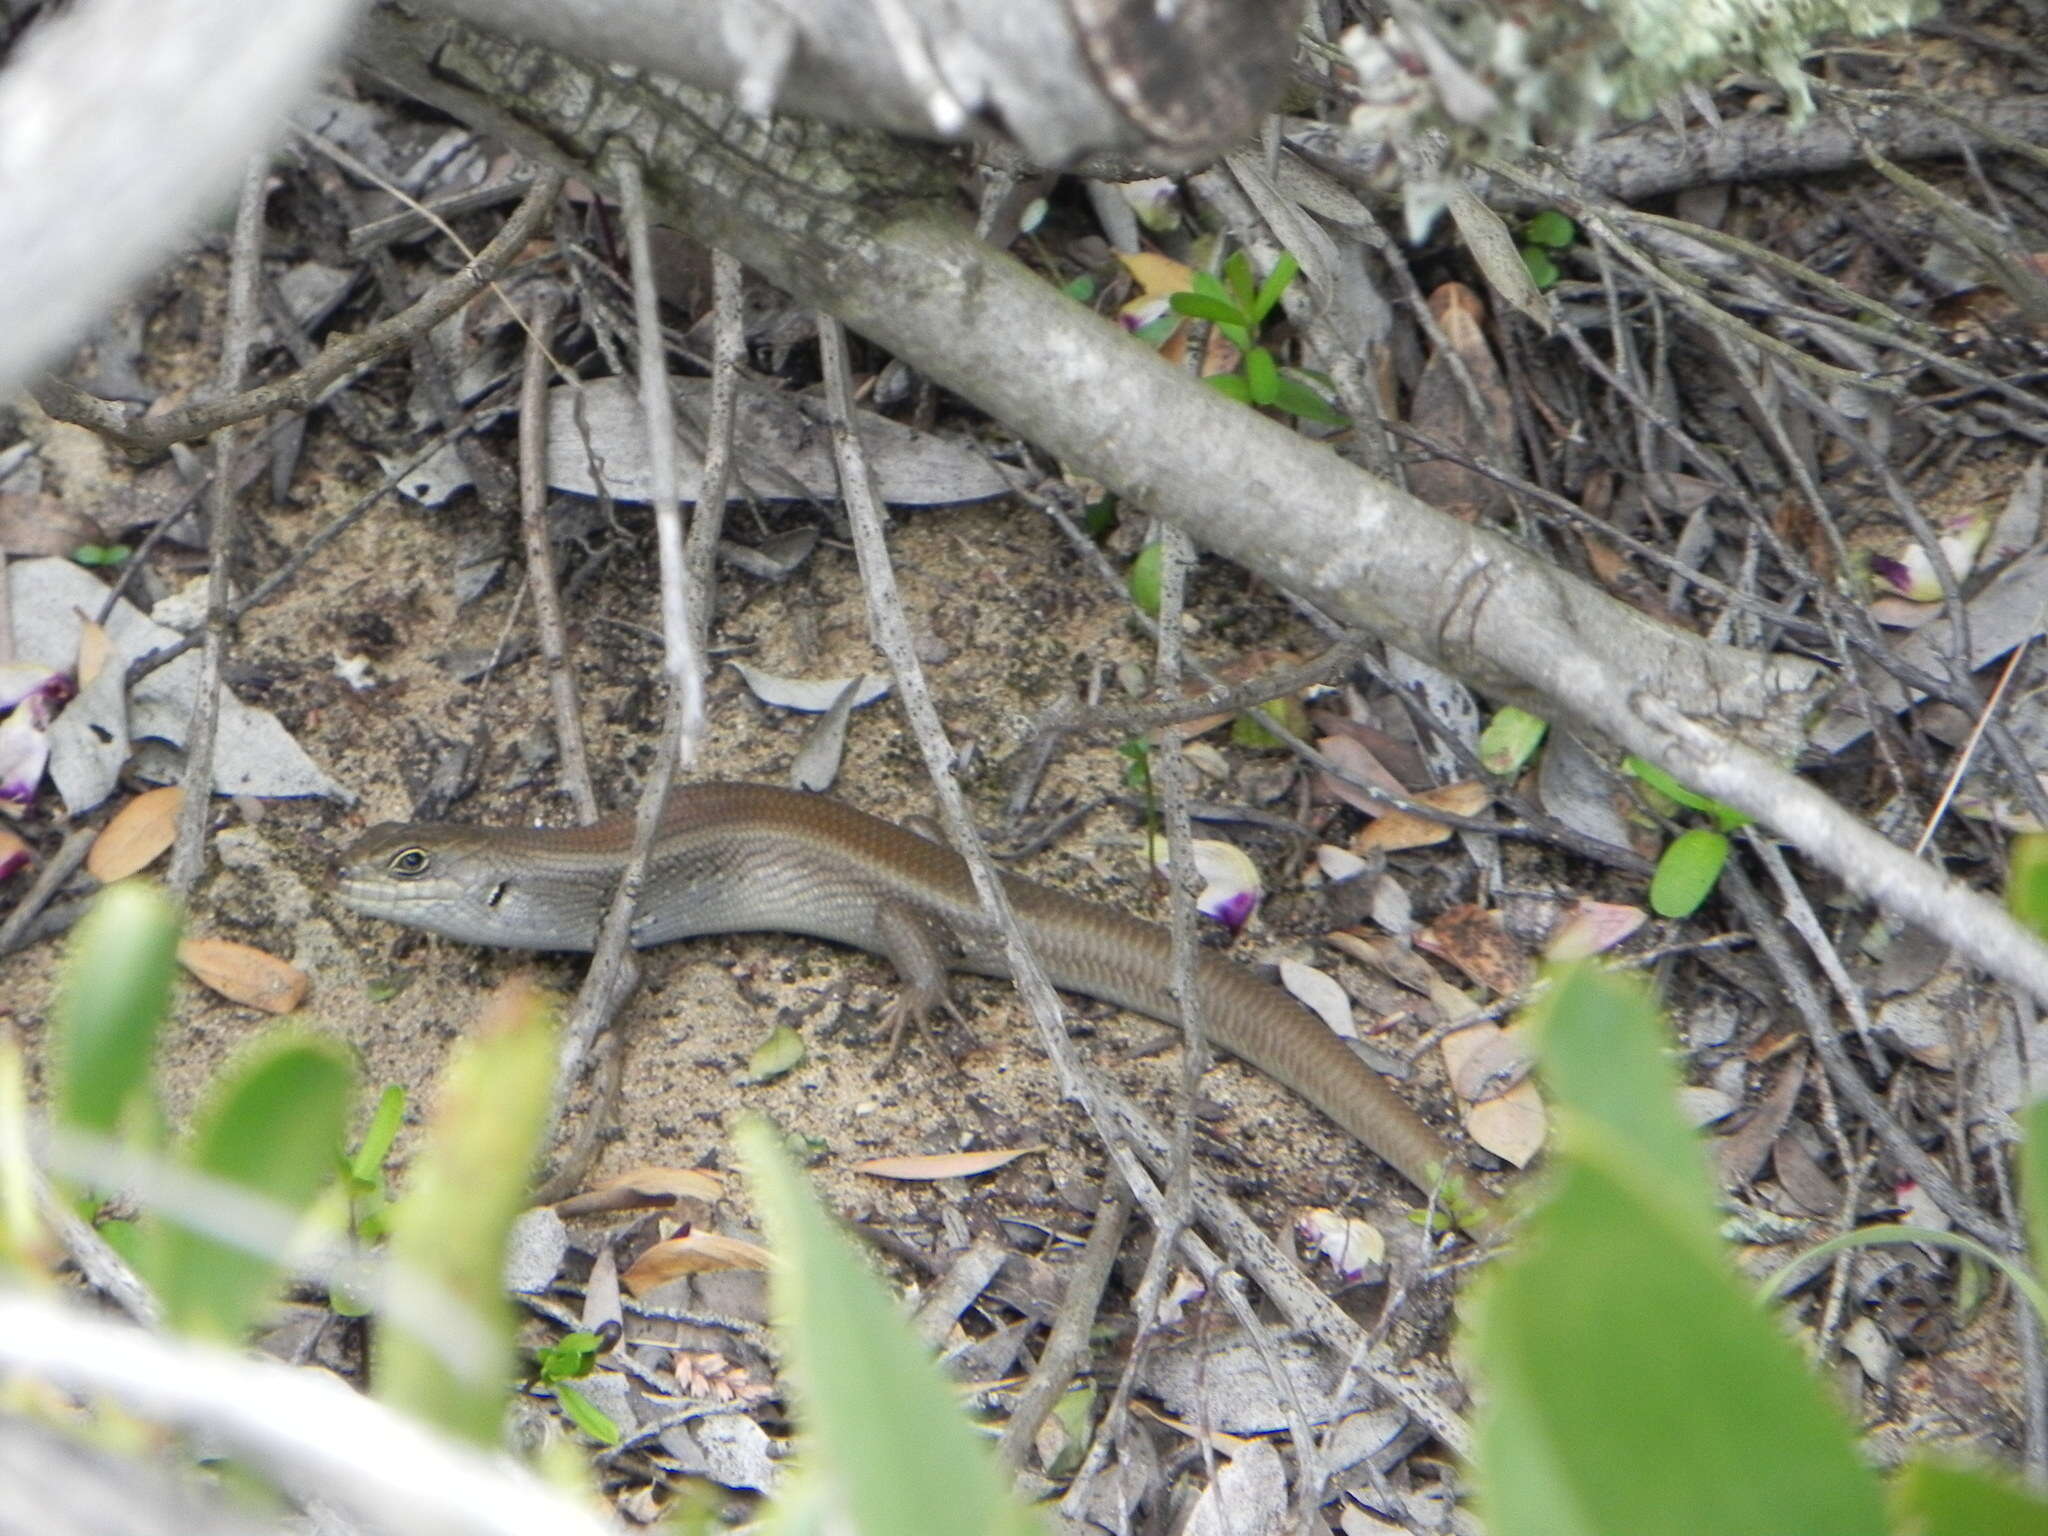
[387,847,431,878]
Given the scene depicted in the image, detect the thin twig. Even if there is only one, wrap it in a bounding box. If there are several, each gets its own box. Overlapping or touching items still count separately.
[547,685,682,1154]
[0,826,95,957]
[167,157,267,895]
[995,1183,1131,1473]
[816,311,1083,1096]
[516,295,597,822]
[684,249,744,658]
[610,150,705,764]
[1913,640,2030,858]
[1033,634,1375,742]
[1719,860,2015,1251]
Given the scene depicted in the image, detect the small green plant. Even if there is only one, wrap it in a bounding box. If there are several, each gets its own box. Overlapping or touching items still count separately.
[342,1084,406,1243]
[71,542,131,567]
[1518,210,1578,291]
[29,883,560,1448]
[1167,250,1347,424]
[329,1083,405,1318]
[531,1330,622,1446]
[1623,755,1752,918]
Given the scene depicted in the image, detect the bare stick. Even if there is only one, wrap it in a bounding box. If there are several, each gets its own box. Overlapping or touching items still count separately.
[167,156,267,895]
[0,827,95,957]
[1914,641,2031,858]
[684,249,744,658]
[516,296,598,822]
[1720,860,2014,1251]
[611,150,705,764]
[548,686,685,1157]
[995,1183,1131,1472]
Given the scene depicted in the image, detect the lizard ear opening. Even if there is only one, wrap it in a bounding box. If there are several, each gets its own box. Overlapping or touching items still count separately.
[387,847,431,878]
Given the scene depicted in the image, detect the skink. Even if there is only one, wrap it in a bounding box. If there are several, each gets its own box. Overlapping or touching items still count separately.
[336,783,1494,1229]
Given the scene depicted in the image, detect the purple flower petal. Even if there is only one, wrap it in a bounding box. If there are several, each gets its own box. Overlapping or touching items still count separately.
[0,661,70,713]
[0,695,54,808]
[1147,835,1264,936]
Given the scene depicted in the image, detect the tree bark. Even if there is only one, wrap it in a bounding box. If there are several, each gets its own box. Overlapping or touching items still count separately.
[418,0,1295,168]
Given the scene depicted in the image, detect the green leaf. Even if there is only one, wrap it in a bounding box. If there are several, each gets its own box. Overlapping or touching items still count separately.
[1649,828,1729,918]
[1082,494,1118,540]
[1249,252,1299,325]
[71,543,131,567]
[1270,373,1347,425]
[537,1330,604,1384]
[1060,275,1096,304]
[737,1119,1039,1536]
[52,883,181,1144]
[1131,312,1178,349]
[1622,756,1751,829]
[1470,964,1886,1536]
[2010,833,2048,939]
[350,1084,406,1186]
[2025,1098,2048,1299]
[553,1381,622,1446]
[1519,246,1560,290]
[1223,250,1257,314]
[1478,707,1550,775]
[375,983,558,1445]
[1243,346,1280,406]
[1231,697,1308,750]
[1044,1383,1095,1479]
[1117,740,1152,794]
[739,1023,807,1085]
[1204,372,1253,404]
[1894,1458,2048,1534]
[1524,210,1577,249]
[1188,268,1233,308]
[1127,541,1164,618]
[1168,291,1249,329]
[149,1032,354,1341]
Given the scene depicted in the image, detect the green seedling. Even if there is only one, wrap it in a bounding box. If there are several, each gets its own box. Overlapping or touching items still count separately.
[1518,210,1578,291]
[1623,755,1751,919]
[1167,250,1347,424]
[532,1330,621,1446]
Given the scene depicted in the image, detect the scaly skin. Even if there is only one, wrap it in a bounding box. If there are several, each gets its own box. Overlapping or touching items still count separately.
[337,783,1498,1231]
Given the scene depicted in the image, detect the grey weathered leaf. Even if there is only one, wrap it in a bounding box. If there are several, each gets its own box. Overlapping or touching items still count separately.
[545,376,1008,506]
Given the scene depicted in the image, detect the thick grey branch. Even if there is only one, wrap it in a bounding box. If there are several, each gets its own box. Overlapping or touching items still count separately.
[417,0,1291,167]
